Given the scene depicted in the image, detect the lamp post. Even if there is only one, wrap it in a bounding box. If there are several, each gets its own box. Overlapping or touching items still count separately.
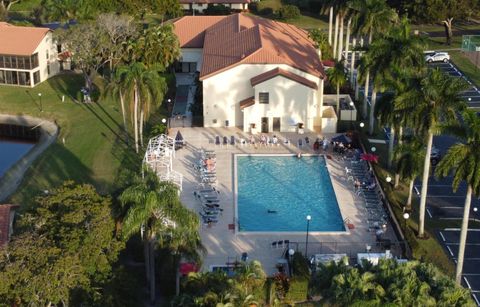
[403,212,410,231]
[371,146,376,153]
[386,175,392,187]
[349,101,355,130]
[288,248,295,276]
[474,207,478,222]
[359,122,365,129]
[162,118,167,133]
[38,93,42,112]
[305,215,311,258]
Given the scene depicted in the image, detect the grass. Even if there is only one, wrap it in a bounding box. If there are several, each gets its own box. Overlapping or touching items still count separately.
[8,0,41,12]
[450,50,480,88]
[0,73,140,207]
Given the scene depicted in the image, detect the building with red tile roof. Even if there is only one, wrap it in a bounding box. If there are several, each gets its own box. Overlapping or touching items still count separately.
[173,14,329,133]
[0,22,60,87]
[179,0,250,13]
[0,204,19,247]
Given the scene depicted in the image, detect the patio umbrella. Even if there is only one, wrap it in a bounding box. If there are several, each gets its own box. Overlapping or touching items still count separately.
[175,130,184,149]
[179,262,198,276]
[360,153,379,163]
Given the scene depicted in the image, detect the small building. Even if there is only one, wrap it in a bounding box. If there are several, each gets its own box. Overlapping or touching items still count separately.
[0,204,19,247]
[0,22,60,87]
[179,0,250,13]
[173,14,327,133]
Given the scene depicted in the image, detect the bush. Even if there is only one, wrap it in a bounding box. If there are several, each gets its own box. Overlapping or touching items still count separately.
[204,4,231,15]
[277,4,300,19]
[292,252,310,279]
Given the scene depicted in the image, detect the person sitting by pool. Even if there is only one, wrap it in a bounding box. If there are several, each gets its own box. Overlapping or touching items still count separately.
[272,135,278,145]
[354,178,361,193]
[366,181,376,190]
[297,152,302,158]
[313,139,320,151]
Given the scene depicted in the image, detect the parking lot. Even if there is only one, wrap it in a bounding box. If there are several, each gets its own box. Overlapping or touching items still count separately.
[344,50,480,304]
[438,229,480,305]
[428,61,480,110]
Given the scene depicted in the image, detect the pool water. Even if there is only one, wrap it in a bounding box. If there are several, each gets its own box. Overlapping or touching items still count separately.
[0,140,34,178]
[236,155,345,232]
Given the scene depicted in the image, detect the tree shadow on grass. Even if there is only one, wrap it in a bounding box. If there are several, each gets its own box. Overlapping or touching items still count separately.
[47,73,84,103]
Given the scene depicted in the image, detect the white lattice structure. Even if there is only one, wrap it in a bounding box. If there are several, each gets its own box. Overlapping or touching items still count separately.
[143,134,183,191]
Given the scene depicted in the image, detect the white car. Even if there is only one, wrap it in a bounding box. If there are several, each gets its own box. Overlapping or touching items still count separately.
[424,51,450,63]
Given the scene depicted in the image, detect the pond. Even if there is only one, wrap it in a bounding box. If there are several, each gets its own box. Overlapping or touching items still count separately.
[0,140,35,178]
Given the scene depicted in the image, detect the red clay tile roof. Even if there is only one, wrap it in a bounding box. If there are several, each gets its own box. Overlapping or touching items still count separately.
[251,67,318,89]
[180,0,249,3]
[0,204,18,247]
[0,22,50,56]
[173,14,325,80]
[173,16,226,48]
[239,96,255,109]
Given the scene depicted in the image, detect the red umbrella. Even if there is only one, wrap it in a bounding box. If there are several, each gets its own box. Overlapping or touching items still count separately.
[360,153,379,163]
[179,262,198,276]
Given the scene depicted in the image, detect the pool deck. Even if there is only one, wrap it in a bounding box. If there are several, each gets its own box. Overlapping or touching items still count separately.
[170,127,400,275]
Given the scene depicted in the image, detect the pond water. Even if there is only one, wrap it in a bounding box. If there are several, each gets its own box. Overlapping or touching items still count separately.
[0,140,35,178]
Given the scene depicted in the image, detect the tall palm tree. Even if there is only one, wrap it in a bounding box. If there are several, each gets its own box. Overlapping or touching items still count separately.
[393,140,424,209]
[119,170,196,303]
[308,29,333,61]
[435,110,480,284]
[104,70,128,139]
[116,62,166,152]
[396,69,468,238]
[348,0,397,119]
[364,17,425,135]
[326,60,347,114]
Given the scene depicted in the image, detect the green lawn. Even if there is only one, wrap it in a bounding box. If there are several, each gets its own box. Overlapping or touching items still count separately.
[0,73,140,207]
[450,50,480,88]
[7,0,41,12]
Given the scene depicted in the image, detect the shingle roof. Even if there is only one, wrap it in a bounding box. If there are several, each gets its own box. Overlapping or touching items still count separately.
[0,22,50,56]
[180,0,249,3]
[0,204,18,247]
[172,14,325,80]
[251,67,318,89]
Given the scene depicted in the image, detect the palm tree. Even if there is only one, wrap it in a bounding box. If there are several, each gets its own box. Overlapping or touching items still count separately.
[435,110,480,284]
[308,29,333,60]
[104,70,128,140]
[396,68,468,238]
[116,62,166,152]
[364,17,426,135]
[393,140,424,209]
[119,170,195,303]
[348,0,397,119]
[326,60,347,114]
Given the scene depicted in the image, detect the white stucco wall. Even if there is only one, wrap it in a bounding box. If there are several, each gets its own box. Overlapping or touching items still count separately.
[33,31,59,85]
[202,64,322,131]
[246,76,315,132]
[180,48,203,72]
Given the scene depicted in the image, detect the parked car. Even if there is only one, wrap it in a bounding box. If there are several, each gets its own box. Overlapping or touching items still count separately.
[424,51,450,63]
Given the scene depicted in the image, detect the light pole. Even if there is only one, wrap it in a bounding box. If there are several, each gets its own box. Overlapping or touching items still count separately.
[288,248,295,276]
[403,212,410,231]
[162,118,167,133]
[359,122,365,129]
[305,215,311,258]
[38,93,42,112]
[371,146,376,153]
[349,101,354,130]
[474,207,478,222]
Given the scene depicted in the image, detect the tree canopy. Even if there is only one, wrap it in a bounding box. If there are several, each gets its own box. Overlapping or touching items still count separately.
[0,182,123,306]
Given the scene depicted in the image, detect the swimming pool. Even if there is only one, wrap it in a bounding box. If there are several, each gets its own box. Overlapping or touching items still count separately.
[236,155,345,232]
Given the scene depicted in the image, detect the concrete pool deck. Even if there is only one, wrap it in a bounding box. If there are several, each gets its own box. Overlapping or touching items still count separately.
[169,127,400,275]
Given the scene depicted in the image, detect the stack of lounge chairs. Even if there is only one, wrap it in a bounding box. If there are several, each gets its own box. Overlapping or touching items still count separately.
[345,160,389,231]
[193,149,217,185]
[193,186,221,225]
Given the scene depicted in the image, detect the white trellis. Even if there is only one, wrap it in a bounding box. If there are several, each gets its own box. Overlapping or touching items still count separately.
[143,134,183,191]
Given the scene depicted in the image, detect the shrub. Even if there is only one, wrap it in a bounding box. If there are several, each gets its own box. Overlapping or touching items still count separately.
[292,252,310,279]
[273,273,290,299]
[204,4,231,15]
[277,4,300,20]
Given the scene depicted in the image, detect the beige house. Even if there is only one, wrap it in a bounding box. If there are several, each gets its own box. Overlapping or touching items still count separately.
[179,0,250,13]
[0,22,59,87]
[173,14,328,133]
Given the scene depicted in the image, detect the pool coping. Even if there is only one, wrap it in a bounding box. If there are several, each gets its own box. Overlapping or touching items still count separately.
[233,153,349,235]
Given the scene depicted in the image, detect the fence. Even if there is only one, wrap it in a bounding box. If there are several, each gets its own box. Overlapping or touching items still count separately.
[462,35,480,70]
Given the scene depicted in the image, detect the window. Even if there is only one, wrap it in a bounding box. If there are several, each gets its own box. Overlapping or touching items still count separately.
[259,92,269,104]
[33,71,40,84]
[46,50,49,60]
[47,64,50,75]
[31,53,39,68]
[212,119,217,124]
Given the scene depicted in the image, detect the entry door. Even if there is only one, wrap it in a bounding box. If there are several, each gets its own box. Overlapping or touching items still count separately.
[273,117,281,132]
[261,117,269,133]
